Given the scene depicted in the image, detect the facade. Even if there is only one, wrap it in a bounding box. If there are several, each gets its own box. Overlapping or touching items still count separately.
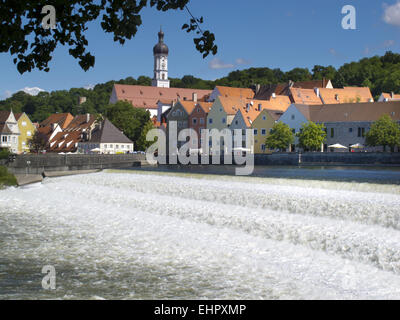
[280,101,400,152]
[188,101,213,149]
[166,101,192,150]
[0,110,20,154]
[278,104,311,150]
[252,109,280,154]
[15,113,36,153]
[78,119,133,154]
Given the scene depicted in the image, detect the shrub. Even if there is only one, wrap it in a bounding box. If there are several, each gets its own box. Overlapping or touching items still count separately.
[0,165,17,187]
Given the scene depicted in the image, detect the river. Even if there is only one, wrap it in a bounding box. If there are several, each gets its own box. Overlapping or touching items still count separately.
[1,168,400,299]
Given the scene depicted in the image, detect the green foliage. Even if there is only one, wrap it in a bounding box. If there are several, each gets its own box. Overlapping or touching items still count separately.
[105,101,151,151]
[0,165,17,187]
[265,122,294,151]
[1,0,217,74]
[137,121,156,151]
[0,148,12,160]
[366,115,400,152]
[28,131,48,153]
[297,122,326,152]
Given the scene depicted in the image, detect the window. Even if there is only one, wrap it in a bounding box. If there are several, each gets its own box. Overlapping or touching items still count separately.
[22,121,27,127]
[116,145,119,149]
[209,118,213,124]
[358,127,365,137]
[270,128,273,134]
[261,129,267,136]
[254,129,258,136]
[192,118,197,125]
[2,136,7,142]
[261,144,266,151]
[27,131,31,137]
[263,116,267,121]
[349,128,353,133]
[222,118,226,124]
[331,128,334,138]
[291,115,295,120]
[235,120,239,125]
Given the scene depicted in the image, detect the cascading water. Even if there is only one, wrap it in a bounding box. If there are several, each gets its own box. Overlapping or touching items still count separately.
[1,171,400,299]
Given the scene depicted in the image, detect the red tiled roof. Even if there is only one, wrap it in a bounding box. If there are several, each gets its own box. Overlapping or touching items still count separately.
[113,84,212,110]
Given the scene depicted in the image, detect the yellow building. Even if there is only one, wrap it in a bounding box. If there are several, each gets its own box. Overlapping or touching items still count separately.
[251,109,280,154]
[15,113,36,153]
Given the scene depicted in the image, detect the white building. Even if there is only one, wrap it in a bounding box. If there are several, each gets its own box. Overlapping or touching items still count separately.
[0,110,20,154]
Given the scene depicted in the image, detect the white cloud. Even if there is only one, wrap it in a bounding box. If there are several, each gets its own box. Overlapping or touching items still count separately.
[235,58,251,65]
[20,87,46,96]
[209,58,234,70]
[384,39,395,47]
[383,1,400,26]
[84,84,95,90]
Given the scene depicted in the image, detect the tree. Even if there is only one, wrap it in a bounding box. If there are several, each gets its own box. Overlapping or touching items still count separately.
[29,131,48,153]
[105,101,151,150]
[265,122,294,152]
[137,121,155,151]
[1,0,217,74]
[366,115,400,152]
[297,122,326,152]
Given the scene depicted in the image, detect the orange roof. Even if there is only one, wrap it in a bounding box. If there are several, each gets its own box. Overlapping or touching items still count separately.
[319,87,373,104]
[238,107,262,127]
[381,92,400,100]
[216,86,255,99]
[40,113,74,129]
[246,96,292,112]
[289,88,323,105]
[49,131,82,153]
[64,114,96,132]
[218,96,248,115]
[113,84,212,110]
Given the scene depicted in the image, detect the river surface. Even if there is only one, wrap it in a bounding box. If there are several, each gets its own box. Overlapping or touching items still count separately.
[1,168,400,299]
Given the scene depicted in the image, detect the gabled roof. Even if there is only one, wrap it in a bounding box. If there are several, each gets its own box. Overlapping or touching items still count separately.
[247,96,292,112]
[49,131,82,153]
[289,88,323,105]
[113,84,212,110]
[0,124,12,134]
[218,96,248,115]
[40,113,74,129]
[290,101,400,123]
[89,119,133,144]
[0,110,11,123]
[64,114,96,132]
[215,86,255,99]
[254,79,331,100]
[319,87,373,104]
[238,107,262,127]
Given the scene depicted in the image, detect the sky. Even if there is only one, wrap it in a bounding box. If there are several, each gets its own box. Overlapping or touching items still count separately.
[1,0,400,99]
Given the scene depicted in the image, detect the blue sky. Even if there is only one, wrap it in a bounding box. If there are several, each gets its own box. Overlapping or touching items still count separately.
[1,0,400,99]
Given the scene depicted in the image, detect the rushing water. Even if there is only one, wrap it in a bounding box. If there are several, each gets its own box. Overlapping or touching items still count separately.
[1,169,400,299]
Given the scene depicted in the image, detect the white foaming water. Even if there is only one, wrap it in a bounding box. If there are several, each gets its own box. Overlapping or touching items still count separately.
[1,171,400,299]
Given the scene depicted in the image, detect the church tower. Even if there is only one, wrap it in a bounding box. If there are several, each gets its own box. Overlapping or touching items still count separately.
[152,28,170,88]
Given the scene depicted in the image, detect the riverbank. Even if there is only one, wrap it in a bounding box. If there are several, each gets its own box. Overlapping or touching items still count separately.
[0,166,17,188]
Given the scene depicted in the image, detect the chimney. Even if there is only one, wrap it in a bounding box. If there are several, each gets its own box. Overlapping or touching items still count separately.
[86,113,90,123]
[246,103,250,112]
[272,93,276,99]
[392,92,395,99]
[314,88,320,97]
[258,103,262,112]
[335,94,340,102]
[288,80,294,88]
